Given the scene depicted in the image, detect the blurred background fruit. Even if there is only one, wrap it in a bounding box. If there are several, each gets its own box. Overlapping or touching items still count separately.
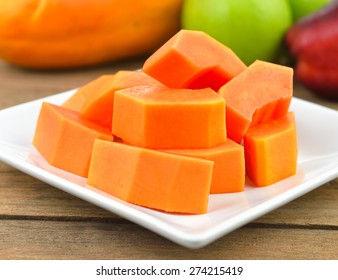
[0,0,182,69]
[287,0,332,22]
[0,0,336,101]
[181,0,292,65]
[286,1,338,99]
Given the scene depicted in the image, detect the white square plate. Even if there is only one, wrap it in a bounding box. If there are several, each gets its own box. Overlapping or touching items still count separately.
[1,91,338,248]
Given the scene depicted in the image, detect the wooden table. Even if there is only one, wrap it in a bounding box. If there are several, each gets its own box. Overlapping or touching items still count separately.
[0,60,337,260]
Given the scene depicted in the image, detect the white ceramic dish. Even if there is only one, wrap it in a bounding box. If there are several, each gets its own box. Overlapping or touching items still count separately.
[1,91,338,248]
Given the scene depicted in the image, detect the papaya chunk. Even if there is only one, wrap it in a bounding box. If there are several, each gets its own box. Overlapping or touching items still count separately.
[243,112,298,187]
[33,102,113,177]
[87,140,213,214]
[112,86,226,149]
[162,139,245,194]
[142,29,246,91]
[63,71,164,129]
[63,75,115,113]
[219,60,293,143]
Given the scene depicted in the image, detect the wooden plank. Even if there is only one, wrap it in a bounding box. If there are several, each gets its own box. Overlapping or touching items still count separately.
[1,220,337,259]
[0,162,117,219]
[255,179,338,226]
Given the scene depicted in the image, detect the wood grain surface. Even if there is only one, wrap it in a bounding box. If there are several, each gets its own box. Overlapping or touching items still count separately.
[0,60,337,260]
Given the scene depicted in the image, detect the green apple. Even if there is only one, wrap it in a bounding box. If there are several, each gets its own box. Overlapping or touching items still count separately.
[288,0,332,22]
[181,0,292,65]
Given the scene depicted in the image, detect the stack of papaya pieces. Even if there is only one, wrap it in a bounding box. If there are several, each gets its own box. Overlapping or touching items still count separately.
[33,30,297,214]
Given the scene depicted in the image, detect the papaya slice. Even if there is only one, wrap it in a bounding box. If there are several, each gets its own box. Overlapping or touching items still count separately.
[87,140,213,214]
[243,112,298,187]
[219,60,293,143]
[142,29,246,91]
[33,102,113,177]
[112,85,226,149]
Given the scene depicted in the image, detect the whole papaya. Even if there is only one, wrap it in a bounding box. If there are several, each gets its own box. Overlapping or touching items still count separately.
[0,0,182,69]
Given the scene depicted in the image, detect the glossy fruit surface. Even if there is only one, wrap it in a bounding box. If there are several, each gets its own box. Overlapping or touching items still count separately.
[286,1,338,99]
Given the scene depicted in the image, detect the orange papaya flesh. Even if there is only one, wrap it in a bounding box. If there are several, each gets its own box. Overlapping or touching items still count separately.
[162,139,245,194]
[243,112,298,187]
[32,102,113,177]
[87,140,213,214]
[142,29,246,91]
[112,85,226,149]
[219,60,293,144]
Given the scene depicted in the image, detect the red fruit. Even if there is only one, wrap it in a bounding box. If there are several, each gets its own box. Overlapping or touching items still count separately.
[286,1,338,99]
[296,58,338,97]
